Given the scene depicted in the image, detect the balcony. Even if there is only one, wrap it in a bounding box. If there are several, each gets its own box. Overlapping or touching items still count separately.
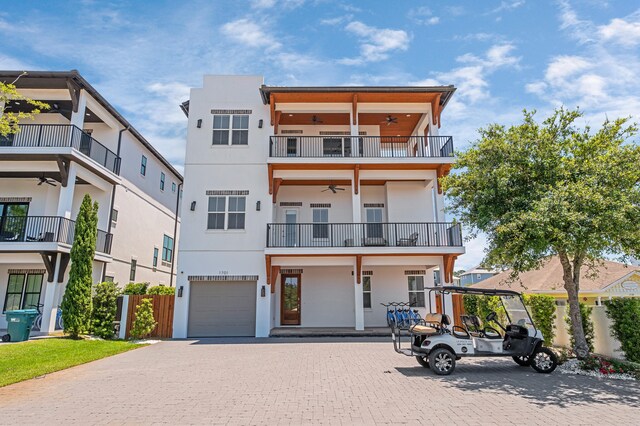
[269,136,453,159]
[266,222,462,249]
[0,216,112,254]
[0,124,121,174]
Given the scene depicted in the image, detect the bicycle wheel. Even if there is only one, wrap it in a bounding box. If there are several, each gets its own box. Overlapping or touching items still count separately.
[33,314,42,331]
[56,311,64,330]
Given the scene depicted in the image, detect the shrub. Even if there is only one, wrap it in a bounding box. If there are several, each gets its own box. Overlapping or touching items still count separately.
[462,294,479,316]
[604,298,640,363]
[565,303,595,353]
[147,285,175,295]
[129,298,157,340]
[579,354,640,379]
[461,294,504,328]
[91,282,120,339]
[523,294,556,346]
[123,282,149,295]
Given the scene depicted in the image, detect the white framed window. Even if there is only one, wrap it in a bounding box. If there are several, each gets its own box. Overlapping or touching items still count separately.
[408,275,425,307]
[160,172,165,191]
[312,208,328,239]
[207,196,246,230]
[365,207,383,238]
[363,275,372,309]
[212,114,249,145]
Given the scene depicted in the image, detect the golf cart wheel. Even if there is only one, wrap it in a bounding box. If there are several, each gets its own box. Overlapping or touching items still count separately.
[416,356,429,368]
[1,334,9,342]
[530,347,558,374]
[512,355,531,366]
[428,348,456,375]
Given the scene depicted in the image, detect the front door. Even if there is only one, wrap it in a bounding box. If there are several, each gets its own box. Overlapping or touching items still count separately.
[281,274,301,325]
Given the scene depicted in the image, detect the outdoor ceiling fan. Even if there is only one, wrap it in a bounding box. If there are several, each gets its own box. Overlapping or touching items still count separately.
[311,115,323,124]
[381,115,398,126]
[322,184,345,194]
[37,176,57,187]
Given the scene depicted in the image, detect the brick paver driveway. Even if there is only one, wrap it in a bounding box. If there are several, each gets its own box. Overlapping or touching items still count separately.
[1,338,639,425]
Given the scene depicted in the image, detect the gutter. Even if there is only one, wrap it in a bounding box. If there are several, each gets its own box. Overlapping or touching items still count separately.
[169,182,182,287]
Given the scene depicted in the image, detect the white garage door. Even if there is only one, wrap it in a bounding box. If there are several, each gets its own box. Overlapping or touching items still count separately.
[188,281,257,337]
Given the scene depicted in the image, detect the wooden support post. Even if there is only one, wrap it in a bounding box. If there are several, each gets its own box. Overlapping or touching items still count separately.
[272,178,282,203]
[354,165,359,195]
[274,111,281,134]
[352,94,358,125]
[265,255,271,285]
[269,94,275,126]
[268,164,274,195]
[271,265,280,294]
[355,255,362,284]
[57,158,70,187]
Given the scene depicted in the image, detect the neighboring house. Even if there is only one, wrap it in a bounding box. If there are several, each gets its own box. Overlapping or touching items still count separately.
[0,70,182,333]
[459,267,498,286]
[433,269,461,286]
[173,75,465,338]
[471,256,640,305]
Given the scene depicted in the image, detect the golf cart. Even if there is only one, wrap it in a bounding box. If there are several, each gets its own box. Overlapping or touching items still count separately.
[392,286,558,375]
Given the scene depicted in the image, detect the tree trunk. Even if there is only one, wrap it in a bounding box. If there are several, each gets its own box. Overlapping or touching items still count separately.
[558,252,590,359]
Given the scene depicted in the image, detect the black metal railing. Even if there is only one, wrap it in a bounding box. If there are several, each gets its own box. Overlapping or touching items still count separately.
[0,215,113,254]
[266,222,462,248]
[269,136,454,158]
[0,124,121,174]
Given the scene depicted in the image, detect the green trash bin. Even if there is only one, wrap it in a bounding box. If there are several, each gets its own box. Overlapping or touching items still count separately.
[2,309,38,342]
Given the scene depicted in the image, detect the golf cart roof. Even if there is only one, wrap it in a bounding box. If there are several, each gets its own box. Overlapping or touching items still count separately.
[426,286,522,297]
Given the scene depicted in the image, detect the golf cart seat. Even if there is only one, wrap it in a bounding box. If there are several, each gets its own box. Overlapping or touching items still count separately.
[409,324,437,335]
[461,315,502,339]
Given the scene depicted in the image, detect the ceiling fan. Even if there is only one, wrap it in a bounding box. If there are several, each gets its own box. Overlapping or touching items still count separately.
[322,184,345,194]
[311,115,323,125]
[381,115,398,126]
[37,176,57,187]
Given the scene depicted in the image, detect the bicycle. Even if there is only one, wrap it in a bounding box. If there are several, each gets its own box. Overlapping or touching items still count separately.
[29,304,63,331]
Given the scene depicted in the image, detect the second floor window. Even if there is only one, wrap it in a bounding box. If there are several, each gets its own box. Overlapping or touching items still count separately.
[160,172,165,191]
[212,114,249,145]
[162,235,174,263]
[408,275,425,307]
[172,182,176,193]
[130,259,137,282]
[312,208,328,239]
[207,196,246,230]
[140,155,147,176]
[153,247,159,267]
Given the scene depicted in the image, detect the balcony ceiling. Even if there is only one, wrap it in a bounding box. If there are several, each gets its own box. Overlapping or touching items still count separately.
[4,100,103,123]
[278,112,423,138]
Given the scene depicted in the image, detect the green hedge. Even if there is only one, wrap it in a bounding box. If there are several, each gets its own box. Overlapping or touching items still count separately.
[604,298,640,363]
[523,294,556,346]
[147,285,175,295]
[122,282,149,295]
[565,303,595,353]
[91,282,120,339]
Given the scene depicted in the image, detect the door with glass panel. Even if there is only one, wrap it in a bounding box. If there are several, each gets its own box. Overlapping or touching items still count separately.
[0,202,29,242]
[3,273,43,313]
[365,208,384,245]
[281,274,301,325]
[284,209,298,247]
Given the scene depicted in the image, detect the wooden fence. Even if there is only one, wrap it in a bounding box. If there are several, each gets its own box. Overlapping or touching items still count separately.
[125,294,174,339]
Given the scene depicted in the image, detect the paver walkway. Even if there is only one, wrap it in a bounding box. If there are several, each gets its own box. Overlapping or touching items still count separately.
[1,338,638,425]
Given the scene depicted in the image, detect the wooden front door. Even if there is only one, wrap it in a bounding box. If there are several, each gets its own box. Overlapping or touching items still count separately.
[281,274,301,325]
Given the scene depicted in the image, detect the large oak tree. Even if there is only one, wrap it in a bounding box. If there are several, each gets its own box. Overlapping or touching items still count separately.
[443,108,640,358]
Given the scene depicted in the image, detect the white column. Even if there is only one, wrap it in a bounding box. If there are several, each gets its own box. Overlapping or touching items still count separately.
[434,189,445,222]
[69,89,87,129]
[354,259,364,331]
[40,255,62,334]
[352,177,361,223]
[172,275,189,338]
[350,108,359,156]
[118,295,129,339]
[56,162,78,218]
[255,277,271,337]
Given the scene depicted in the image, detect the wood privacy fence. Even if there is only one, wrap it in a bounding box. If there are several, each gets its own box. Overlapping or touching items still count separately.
[125,295,174,339]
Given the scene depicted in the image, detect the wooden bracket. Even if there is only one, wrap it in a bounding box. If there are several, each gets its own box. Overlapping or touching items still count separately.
[265,255,272,285]
[40,252,57,282]
[57,158,70,187]
[58,253,70,283]
[443,254,457,284]
[268,164,274,194]
[436,165,450,194]
[354,165,360,195]
[269,94,275,126]
[274,110,281,134]
[431,93,442,128]
[66,79,81,113]
[271,265,280,294]
[355,255,362,284]
[352,94,358,125]
[272,178,282,203]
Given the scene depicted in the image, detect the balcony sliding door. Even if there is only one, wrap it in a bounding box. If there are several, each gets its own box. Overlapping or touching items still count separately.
[0,203,29,242]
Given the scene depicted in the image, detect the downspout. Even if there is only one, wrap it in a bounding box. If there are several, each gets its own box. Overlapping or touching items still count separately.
[169,182,182,287]
[101,126,129,282]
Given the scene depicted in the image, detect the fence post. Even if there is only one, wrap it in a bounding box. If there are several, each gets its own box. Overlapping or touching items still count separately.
[118,295,129,340]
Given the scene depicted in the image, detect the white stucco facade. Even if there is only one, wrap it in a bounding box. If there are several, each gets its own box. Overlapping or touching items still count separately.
[0,71,182,332]
[173,75,464,338]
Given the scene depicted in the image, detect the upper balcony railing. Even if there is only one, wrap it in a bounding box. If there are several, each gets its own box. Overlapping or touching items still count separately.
[269,136,454,159]
[0,124,121,174]
[266,222,462,248]
[0,215,113,254]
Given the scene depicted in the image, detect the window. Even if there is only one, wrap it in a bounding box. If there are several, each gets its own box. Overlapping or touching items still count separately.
[153,247,159,267]
[312,208,329,239]
[129,259,137,282]
[162,235,174,262]
[140,155,147,176]
[365,208,384,238]
[408,275,425,307]
[160,172,165,191]
[286,138,297,156]
[111,209,118,223]
[3,273,43,313]
[212,114,249,145]
[363,276,372,309]
[104,276,114,283]
[323,138,342,156]
[208,196,246,230]
[172,182,176,193]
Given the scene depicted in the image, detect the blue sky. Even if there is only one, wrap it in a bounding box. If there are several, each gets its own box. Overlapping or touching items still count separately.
[1,0,639,270]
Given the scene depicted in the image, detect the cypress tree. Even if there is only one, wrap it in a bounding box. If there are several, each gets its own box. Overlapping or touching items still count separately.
[61,194,98,338]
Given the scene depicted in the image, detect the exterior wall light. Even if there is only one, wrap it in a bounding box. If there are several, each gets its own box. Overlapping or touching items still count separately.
[197,119,202,128]
[190,201,196,211]
[258,119,263,128]
[177,286,184,297]
[256,201,261,211]
[261,285,266,297]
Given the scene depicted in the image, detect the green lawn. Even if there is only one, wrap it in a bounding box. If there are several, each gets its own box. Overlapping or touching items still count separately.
[0,338,144,387]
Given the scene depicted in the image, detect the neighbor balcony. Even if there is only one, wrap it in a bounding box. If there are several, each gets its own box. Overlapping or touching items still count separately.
[266,222,462,249]
[269,136,454,159]
[0,215,112,255]
[0,124,121,175]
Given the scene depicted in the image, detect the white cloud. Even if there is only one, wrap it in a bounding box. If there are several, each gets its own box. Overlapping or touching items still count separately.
[220,19,281,50]
[251,0,304,9]
[339,21,410,64]
[0,54,35,71]
[489,0,525,14]
[408,7,440,25]
[598,14,640,47]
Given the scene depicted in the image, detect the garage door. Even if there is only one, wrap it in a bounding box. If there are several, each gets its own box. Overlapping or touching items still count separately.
[188,281,256,337]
